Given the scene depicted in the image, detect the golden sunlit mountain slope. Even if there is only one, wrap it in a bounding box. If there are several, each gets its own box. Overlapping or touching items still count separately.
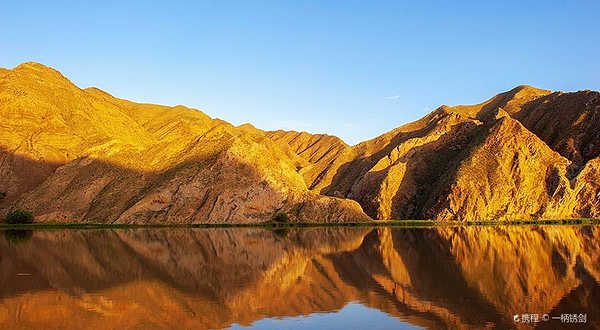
[266,130,353,191]
[0,62,368,223]
[0,62,598,222]
[271,86,600,221]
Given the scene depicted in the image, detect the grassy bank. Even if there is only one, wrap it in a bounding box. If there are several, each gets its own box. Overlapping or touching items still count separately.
[0,218,598,230]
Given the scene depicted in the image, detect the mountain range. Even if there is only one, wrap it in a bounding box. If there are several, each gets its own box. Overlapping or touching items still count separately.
[0,62,598,223]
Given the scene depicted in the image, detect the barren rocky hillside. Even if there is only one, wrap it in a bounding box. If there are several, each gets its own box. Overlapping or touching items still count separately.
[0,62,598,222]
[0,63,367,224]
[270,86,600,221]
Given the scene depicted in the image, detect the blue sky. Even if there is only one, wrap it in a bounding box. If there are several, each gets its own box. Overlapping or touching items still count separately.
[1,1,599,144]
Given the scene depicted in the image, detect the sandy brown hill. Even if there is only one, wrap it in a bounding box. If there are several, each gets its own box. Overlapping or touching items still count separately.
[270,86,599,220]
[266,130,353,191]
[0,62,368,223]
[1,62,598,222]
[511,89,600,166]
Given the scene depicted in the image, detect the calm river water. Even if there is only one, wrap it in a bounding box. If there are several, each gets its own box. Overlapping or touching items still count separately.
[0,226,598,329]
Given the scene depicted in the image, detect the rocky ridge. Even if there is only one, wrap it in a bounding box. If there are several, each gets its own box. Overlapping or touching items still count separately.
[270,86,600,220]
[0,62,598,222]
[0,62,367,223]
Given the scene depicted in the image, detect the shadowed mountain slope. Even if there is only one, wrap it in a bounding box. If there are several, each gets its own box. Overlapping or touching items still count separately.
[270,86,600,220]
[0,62,368,223]
[1,62,598,222]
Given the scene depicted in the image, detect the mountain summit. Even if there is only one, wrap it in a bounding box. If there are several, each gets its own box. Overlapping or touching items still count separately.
[0,63,598,222]
[268,88,600,221]
[0,62,367,223]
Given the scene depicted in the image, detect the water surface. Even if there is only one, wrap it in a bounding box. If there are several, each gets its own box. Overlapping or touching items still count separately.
[0,226,598,329]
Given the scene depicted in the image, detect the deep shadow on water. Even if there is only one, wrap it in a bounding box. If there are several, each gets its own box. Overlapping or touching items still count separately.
[0,226,598,329]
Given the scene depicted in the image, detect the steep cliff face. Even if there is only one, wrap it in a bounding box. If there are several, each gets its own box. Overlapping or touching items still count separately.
[0,63,368,223]
[271,86,599,220]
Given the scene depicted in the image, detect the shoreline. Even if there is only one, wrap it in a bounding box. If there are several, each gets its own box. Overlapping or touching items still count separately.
[0,218,598,230]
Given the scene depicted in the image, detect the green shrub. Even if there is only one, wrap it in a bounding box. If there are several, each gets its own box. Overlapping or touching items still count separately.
[4,210,35,224]
[273,212,289,222]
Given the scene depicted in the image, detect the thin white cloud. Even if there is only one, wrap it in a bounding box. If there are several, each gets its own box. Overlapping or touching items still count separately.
[421,107,431,112]
[383,94,402,100]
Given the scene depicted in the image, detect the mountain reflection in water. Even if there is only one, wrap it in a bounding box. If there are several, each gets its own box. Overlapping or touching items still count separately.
[0,226,598,330]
